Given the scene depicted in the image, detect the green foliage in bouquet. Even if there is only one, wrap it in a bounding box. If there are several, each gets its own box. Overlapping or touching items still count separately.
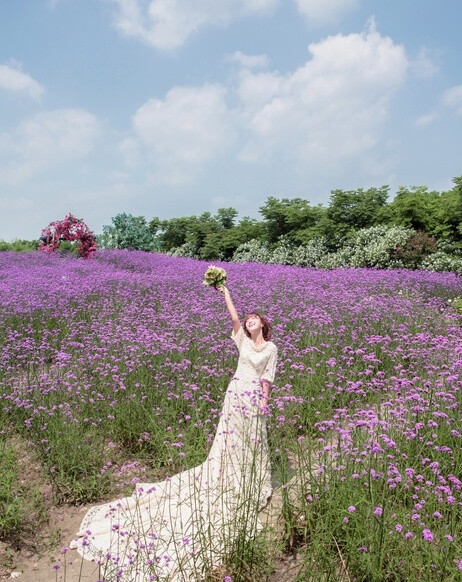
[202,265,227,289]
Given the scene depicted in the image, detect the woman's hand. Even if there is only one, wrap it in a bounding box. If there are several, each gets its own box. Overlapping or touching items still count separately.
[260,380,270,415]
[260,397,270,415]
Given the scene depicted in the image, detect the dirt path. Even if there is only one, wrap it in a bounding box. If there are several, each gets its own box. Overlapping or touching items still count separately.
[1,437,313,582]
[2,485,306,582]
[2,499,303,582]
[1,505,101,582]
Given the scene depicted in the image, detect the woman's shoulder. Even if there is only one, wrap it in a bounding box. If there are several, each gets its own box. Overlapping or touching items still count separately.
[260,340,277,353]
[231,325,244,338]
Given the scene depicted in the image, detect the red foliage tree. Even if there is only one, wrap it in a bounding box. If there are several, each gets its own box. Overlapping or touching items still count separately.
[39,213,98,258]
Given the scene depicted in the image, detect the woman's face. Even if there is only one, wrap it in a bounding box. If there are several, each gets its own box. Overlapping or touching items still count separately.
[245,314,263,334]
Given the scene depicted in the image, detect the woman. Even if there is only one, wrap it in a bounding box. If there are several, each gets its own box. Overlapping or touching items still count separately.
[70,285,277,581]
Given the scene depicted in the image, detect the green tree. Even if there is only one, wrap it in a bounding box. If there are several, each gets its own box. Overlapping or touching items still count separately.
[388,186,441,233]
[187,212,221,258]
[432,176,462,242]
[157,216,197,251]
[99,213,158,251]
[259,197,325,244]
[216,207,238,229]
[201,216,264,260]
[326,186,390,238]
[159,208,247,259]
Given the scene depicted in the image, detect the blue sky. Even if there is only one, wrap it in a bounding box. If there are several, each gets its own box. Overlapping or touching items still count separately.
[1,0,461,241]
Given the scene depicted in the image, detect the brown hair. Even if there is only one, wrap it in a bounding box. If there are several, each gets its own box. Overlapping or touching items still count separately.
[243,312,272,341]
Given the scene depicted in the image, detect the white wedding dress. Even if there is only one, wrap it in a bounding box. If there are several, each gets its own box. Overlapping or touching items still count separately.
[70,327,277,581]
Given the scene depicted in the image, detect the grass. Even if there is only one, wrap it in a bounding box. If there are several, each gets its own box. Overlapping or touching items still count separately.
[0,434,48,549]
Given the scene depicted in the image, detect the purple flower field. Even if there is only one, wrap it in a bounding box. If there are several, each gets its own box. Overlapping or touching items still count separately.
[0,250,461,580]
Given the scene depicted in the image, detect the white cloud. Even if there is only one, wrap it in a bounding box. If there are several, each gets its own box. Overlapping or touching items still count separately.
[443,85,462,115]
[122,24,409,186]
[415,113,438,127]
[129,84,235,184]
[0,63,44,100]
[410,47,439,78]
[229,51,269,70]
[111,0,277,50]
[237,25,408,166]
[0,109,102,184]
[294,0,359,24]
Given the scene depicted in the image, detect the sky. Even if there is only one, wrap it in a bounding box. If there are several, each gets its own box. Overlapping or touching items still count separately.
[1,0,461,241]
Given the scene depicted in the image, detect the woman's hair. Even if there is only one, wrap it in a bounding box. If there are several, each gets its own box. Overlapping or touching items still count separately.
[243,312,272,341]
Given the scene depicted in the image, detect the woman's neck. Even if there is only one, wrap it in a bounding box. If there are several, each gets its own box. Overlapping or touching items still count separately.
[250,330,266,346]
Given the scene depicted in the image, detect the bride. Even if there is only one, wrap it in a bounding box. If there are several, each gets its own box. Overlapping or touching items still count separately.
[70,285,278,581]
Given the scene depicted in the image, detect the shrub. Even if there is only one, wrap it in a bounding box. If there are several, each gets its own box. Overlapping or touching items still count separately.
[421,251,462,274]
[167,241,200,259]
[313,226,412,270]
[232,239,272,263]
[394,231,438,269]
[0,240,38,252]
[316,247,353,269]
[292,237,329,267]
[347,225,413,268]
[269,236,296,265]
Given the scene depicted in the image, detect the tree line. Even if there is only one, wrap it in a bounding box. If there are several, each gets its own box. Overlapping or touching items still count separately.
[2,177,461,271]
[98,177,462,260]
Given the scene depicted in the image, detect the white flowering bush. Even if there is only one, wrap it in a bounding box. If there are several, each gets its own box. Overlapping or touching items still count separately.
[421,252,462,274]
[232,239,272,263]
[292,237,329,267]
[167,242,200,259]
[316,248,353,269]
[337,225,413,269]
[269,236,296,265]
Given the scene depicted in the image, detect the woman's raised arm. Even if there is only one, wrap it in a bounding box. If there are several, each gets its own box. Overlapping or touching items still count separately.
[220,286,241,334]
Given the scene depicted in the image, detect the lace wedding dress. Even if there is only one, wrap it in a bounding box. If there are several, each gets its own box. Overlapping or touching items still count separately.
[70,326,277,581]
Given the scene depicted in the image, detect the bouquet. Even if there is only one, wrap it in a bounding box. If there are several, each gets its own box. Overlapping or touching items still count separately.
[203,265,227,292]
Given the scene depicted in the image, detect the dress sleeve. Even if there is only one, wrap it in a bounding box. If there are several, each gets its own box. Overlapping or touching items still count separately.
[231,326,245,352]
[260,344,278,383]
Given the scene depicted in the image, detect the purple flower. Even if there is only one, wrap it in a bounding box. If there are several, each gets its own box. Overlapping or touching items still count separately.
[422,529,434,542]
[405,532,414,540]
[348,506,356,513]
[373,506,383,516]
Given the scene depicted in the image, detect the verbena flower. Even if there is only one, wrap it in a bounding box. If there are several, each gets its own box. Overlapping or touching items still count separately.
[422,529,434,542]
